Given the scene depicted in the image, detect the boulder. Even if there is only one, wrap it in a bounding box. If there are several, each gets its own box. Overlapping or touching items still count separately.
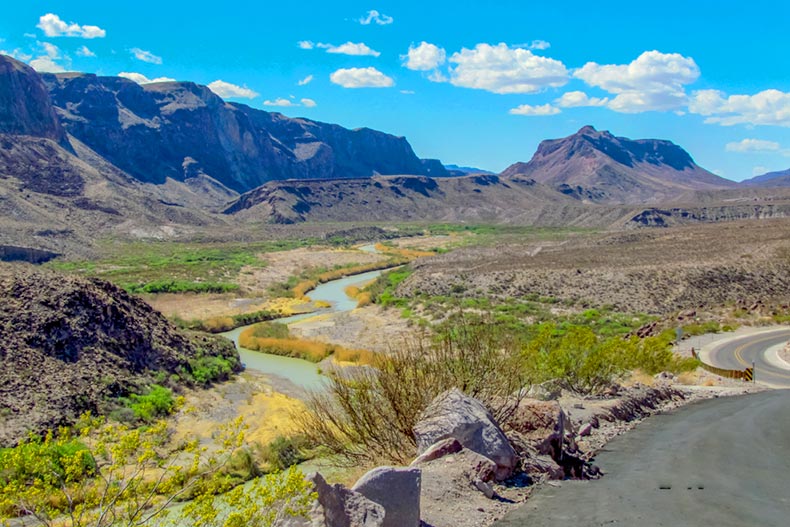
[504,398,569,442]
[410,438,463,465]
[284,472,385,527]
[414,388,516,481]
[521,454,564,481]
[351,467,420,527]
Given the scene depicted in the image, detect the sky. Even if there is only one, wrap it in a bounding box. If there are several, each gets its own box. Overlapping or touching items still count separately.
[1,1,789,181]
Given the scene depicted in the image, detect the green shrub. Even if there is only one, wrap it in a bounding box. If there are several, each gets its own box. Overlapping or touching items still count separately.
[261,436,309,471]
[126,385,176,422]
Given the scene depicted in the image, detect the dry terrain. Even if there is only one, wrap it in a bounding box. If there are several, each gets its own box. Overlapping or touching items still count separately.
[400,219,790,315]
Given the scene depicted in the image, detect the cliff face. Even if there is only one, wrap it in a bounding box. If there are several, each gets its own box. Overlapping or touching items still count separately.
[0,56,66,144]
[42,73,444,193]
[501,126,737,203]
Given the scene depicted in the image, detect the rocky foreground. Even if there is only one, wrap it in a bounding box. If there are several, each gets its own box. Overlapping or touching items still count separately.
[286,380,756,527]
[0,264,240,446]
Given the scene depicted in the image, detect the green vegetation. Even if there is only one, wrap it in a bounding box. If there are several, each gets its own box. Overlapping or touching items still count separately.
[0,416,314,527]
[174,308,281,333]
[260,435,310,471]
[117,384,177,423]
[48,239,313,294]
[367,266,413,307]
[300,314,698,466]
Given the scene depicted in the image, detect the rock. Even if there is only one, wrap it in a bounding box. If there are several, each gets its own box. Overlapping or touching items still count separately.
[414,389,517,481]
[411,438,463,465]
[521,454,565,481]
[505,398,569,442]
[351,467,420,527]
[525,381,562,401]
[578,423,593,437]
[290,472,385,527]
[473,479,496,499]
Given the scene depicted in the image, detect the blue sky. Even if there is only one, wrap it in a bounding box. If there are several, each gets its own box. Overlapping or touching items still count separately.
[1,1,789,180]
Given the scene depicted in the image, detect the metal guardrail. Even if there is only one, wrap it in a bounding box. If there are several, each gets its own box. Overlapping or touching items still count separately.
[691,349,754,382]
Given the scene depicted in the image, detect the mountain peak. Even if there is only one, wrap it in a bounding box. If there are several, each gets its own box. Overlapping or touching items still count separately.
[0,54,67,144]
[501,127,737,203]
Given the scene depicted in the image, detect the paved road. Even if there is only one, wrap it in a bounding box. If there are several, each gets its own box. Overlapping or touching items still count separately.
[495,390,790,527]
[705,328,790,388]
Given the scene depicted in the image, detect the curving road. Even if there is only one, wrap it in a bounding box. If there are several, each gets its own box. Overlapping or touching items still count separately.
[495,390,790,527]
[704,327,790,388]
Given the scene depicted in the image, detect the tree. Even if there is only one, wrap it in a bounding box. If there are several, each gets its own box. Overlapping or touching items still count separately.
[0,415,314,527]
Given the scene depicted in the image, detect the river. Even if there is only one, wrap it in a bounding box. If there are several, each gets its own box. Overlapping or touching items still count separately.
[219,244,387,390]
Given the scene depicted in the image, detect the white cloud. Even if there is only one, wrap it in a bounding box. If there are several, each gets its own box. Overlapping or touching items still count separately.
[118,72,176,84]
[402,42,446,71]
[301,98,317,107]
[359,10,393,25]
[448,43,568,94]
[297,74,314,86]
[1,48,33,62]
[207,80,259,99]
[263,98,297,107]
[318,41,380,57]
[725,139,781,153]
[400,90,415,94]
[573,51,699,113]
[330,67,394,88]
[76,45,95,57]
[555,91,608,108]
[29,42,69,73]
[37,13,106,39]
[521,40,550,50]
[298,40,314,50]
[689,89,790,127]
[131,48,162,64]
[29,56,65,72]
[509,103,561,116]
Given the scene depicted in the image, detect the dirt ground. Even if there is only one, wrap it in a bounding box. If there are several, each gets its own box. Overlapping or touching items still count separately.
[289,304,414,354]
[401,219,790,315]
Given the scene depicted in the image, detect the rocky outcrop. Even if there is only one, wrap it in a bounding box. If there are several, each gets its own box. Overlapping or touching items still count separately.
[501,125,737,203]
[414,388,517,481]
[0,264,241,446]
[0,56,66,144]
[41,72,445,193]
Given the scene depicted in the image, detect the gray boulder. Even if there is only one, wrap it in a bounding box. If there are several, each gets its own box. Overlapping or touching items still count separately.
[351,467,421,527]
[282,472,384,527]
[414,388,517,481]
[410,437,463,465]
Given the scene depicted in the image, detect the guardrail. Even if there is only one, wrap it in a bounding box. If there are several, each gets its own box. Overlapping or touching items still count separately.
[691,349,754,382]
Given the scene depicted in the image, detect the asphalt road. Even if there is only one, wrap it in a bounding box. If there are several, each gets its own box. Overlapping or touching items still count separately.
[706,328,790,388]
[495,390,790,527]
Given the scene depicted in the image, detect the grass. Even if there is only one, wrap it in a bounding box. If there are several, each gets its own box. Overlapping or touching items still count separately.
[48,238,313,294]
[238,323,376,364]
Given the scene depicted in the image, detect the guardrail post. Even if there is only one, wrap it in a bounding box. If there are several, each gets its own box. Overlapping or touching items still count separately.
[753,362,756,383]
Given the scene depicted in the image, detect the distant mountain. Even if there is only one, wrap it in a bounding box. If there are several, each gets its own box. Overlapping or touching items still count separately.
[444,164,495,176]
[501,126,737,203]
[740,168,790,188]
[42,72,446,193]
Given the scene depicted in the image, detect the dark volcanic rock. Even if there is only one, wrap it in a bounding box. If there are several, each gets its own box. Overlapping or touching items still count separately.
[0,56,66,144]
[501,125,737,203]
[41,72,445,192]
[0,264,241,446]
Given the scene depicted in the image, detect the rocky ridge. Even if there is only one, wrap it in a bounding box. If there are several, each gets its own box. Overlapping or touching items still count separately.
[0,264,240,446]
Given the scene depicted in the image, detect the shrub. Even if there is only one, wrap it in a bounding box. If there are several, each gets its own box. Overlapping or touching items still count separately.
[298,318,529,465]
[260,436,308,471]
[126,385,176,422]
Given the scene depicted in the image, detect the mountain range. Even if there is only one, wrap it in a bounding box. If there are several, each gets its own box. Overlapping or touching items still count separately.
[1,53,789,256]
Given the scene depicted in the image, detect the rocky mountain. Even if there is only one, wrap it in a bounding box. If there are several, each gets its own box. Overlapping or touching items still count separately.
[0,263,240,446]
[444,164,496,176]
[222,173,638,226]
[501,126,737,203]
[741,168,790,188]
[42,72,446,193]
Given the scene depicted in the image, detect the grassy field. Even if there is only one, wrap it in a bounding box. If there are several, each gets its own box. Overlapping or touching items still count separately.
[47,238,314,293]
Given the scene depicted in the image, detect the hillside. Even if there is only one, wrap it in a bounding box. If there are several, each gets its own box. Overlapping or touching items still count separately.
[42,71,446,193]
[222,174,630,225]
[741,168,790,188]
[501,126,737,203]
[0,264,240,446]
